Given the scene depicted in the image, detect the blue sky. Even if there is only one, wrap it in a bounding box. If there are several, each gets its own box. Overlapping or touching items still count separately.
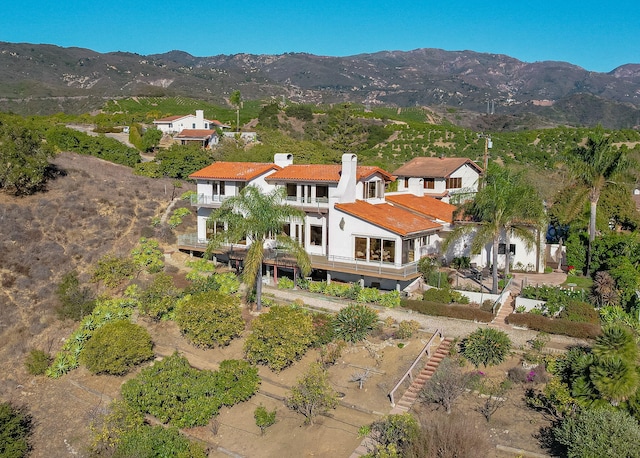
[1,0,638,73]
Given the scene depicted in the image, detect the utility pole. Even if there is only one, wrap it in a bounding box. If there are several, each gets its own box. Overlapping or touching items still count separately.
[479,134,492,188]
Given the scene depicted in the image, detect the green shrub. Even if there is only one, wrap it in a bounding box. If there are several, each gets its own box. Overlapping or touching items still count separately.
[365,413,419,457]
[333,304,379,343]
[324,282,352,298]
[558,299,600,324]
[80,320,154,375]
[422,288,453,303]
[460,328,512,368]
[402,299,493,322]
[138,273,182,320]
[254,405,276,435]
[244,306,315,371]
[277,277,295,290]
[308,280,327,294]
[91,254,136,289]
[187,271,240,296]
[113,425,207,458]
[130,237,164,274]
[175,291,244,348]
[25,349,52,376]
[395,320,420,339]
[311,312,335,347]
[133,161,162,178]
[357,287,381,303]
[122,353,258,428]
[378,290,401,308]
[0,402,32,458]
[285,363,338,425]
[554,408,640,458]
[55,270,96,321]
[505,313,601,339]
[168,207,191,229]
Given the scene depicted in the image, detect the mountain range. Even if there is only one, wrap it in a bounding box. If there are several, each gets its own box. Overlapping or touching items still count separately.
[1,41,640,129]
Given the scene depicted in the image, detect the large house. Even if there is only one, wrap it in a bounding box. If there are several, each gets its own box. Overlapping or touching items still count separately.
[179,154,546,291]
[180,154,455,290]
[392,157,483,203]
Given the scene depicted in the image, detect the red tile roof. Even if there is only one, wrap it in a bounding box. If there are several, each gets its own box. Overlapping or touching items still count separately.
[154,115,183,122]
[267,164,395,183]
[385,194,457,223]
[189,162,280,181]
[392,157,482,178]
[335,201,441,236]
[176,129,216,139]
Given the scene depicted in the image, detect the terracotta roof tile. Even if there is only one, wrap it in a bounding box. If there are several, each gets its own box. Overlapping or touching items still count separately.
[386,194,457,223]
[154,115,182,122]
[176,129,216,138]
[335,201,441,236]
[189,162,280,181]
[392,157,482,178]
[267,164,395,183]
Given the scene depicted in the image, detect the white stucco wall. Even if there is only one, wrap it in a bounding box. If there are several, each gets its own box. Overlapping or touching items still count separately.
[443,226,545,273]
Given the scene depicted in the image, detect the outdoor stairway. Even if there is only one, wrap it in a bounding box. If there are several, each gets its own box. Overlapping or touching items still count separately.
[390,337,453,414]
[349,337,453,458]
[491,296,515,329]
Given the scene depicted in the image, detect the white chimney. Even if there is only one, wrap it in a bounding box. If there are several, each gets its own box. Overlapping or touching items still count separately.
[195,110,204,129]
[408,178,425,197]
[333,154,358,203]
[274,153,293,168]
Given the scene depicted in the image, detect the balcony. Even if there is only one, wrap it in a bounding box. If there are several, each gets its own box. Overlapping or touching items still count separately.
[285,195,330,213]
[177,234,421,281]
[190,193,229,207]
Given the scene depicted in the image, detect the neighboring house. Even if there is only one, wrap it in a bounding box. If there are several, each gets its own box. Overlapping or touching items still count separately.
[392,156,483,203]
[153,110,229,134]
[180,153,448,291]
[175,129,219,148]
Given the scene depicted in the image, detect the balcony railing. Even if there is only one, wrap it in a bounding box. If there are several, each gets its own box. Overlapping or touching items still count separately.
[190,193,229,206]
[285,196,329,205]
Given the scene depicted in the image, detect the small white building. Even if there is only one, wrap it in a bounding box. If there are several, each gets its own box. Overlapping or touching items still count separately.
[153,110,229,134]
[392,156,483,203]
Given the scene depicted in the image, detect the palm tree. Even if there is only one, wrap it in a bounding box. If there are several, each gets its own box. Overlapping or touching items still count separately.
[230,90,242,131]
[565,130,631,275]
[443,164,545,294]
[206,186,311,310]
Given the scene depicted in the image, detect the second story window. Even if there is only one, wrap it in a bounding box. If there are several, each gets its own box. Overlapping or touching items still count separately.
[424,178,435,189]
[286,183,297,200]
[404,177,409,188]
[445,177,462,189]
[364,181,383,199]
[316,185,328,201]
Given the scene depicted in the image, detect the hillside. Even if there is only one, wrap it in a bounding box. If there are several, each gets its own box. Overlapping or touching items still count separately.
[1,42,640,129]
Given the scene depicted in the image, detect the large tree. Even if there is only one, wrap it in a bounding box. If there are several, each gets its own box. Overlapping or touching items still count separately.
[564,130,633,275]
[206,186,311,310]
[444,164,546,293]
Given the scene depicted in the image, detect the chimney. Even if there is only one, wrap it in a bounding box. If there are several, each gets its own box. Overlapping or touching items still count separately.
[409,178,425,197]
[333,154,358,203]
[195,110,204,129]
[274,153,293,168]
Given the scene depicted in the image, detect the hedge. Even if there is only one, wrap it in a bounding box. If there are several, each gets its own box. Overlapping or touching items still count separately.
[401,300,493,322]
[505,313,601,339]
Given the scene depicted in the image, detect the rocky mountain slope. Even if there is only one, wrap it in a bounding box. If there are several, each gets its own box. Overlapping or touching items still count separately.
[1,42,639,128]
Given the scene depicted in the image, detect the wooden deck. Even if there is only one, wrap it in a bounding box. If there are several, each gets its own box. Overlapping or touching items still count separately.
[177,234,421,281]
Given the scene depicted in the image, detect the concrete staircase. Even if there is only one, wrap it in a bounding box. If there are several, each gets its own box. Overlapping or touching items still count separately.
[350,337,453,458]
[491,296,515,329]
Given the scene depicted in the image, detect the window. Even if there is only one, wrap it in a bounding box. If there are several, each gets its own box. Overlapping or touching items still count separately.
[286,183,297,199]
[206,221,225,239]
[498,243,516,255]
[404,177,410,188]
[445,177,462,189]
[355,237,367,259]
[364,181,383,199]
[424,178,435,189]
[310,225,323,246]
[369,238,381,260]
[192,123,196,128]
[316,185,328,201]
[383,240,395,263]
[238,182,246,194]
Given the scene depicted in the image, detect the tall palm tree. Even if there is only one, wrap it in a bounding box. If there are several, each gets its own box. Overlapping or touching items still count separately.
[443,164,545,294]
[206,186,311,310]
[565,129,631,275]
